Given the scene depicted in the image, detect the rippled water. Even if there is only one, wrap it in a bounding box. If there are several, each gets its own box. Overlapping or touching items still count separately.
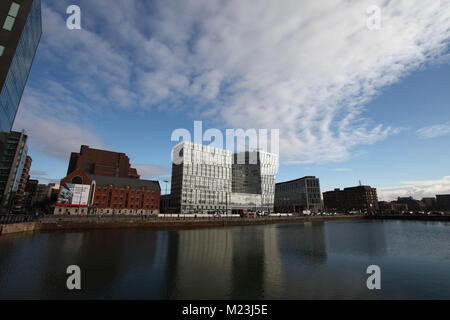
[0,220,449,299]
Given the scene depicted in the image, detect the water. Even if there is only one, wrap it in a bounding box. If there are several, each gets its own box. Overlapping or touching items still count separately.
[0,220,449,299]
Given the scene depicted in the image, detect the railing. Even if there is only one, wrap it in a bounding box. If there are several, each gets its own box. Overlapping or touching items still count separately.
[0,214,39,224]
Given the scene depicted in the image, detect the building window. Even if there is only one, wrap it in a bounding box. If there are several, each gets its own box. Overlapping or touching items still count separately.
[71,176,83,184]
[3,2,21,31]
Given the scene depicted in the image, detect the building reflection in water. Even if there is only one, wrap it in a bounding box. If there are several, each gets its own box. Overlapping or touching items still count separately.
[1,220,450,299]
[166,228,234,299]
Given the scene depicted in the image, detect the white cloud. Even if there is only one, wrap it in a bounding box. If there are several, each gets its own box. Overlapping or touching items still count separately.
[417,122,450,139]
[13,110,104,162]
[17,0,450,165]
[333,168,353,172]
[378,176,450,201]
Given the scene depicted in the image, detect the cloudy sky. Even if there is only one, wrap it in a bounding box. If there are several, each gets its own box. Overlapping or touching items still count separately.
[13,0,450,200]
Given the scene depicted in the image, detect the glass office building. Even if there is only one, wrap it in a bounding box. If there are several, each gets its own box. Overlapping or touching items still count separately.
[171,142,233,214]
[169,142,278,214]
[274,176,323,213]
[231,151,278,213]
[0,0,42,133]
[0,130,28,211]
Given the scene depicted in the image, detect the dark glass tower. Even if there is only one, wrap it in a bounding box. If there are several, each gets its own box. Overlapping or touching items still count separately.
[0,0,42,133]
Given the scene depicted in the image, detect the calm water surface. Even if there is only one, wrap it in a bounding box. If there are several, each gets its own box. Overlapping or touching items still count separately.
[0,220,449,299]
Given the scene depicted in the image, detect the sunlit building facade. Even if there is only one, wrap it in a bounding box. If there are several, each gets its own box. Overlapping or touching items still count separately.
[170,142,233,214]
[169,142,278,214]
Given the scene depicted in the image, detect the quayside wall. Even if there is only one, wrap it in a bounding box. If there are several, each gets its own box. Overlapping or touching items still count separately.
[2,215,448,236]
[0,215,362,236]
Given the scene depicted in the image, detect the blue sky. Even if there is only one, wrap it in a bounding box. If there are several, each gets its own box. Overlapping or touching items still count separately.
[12,0,450,200]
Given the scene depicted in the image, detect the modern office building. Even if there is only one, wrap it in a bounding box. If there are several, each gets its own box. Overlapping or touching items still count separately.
[170,141,232,214]
[0,0,42,133]
[54,169,161,215]
[0,130,28,212]
[323,185,379,213]
[436,194,450,211]
[169,142,278,214]
[231,151,278,212]
[67,145,140,179]
[274,176,323,213]
[11,153,30,212]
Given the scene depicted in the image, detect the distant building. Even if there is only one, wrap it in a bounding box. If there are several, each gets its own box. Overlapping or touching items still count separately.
[392,202,408,213]
[274,176,322,213]
[34,183,59,204]
[379,201,408,214]
[0,130,28,212]
[54,169,161,215]
[160,194,177,213]
[12,154,31,212]
[323,185,379,212]
[67,145,140,179]
[0,0,42,133]
[24,178,38,210]
[436,194,450,211]
[396,197,425,211]
[421,197,437,210]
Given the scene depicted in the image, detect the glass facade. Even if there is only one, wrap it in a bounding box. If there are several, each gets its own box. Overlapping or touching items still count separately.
[170,142,278,214]
[274,176,323,213]
[0,130,27,210]
[171,142,233,214]
[0,0,42,133]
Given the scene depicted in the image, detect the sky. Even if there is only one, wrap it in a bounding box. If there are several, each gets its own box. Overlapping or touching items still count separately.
[12,0,450,201]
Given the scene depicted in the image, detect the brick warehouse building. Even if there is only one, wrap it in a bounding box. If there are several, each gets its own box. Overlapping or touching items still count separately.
[67,145,140,179]
[323,185,379,213]
[54,169,161,216]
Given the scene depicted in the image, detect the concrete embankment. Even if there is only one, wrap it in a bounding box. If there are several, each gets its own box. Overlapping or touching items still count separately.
[0,215,362,236]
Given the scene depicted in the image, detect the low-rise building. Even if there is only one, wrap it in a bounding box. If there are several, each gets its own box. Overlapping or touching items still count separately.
[421,197,437,210]
[54,169,161,215]
[396,197,425,211]
[323,185,379,213]
[379,201,408,214]
[436,194,450,211]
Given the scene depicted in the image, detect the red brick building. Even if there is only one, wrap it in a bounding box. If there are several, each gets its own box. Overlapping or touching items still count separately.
[54,169,161,215]
[67,145,140,179]
[323,185,379,213]
[379,201,408,214]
